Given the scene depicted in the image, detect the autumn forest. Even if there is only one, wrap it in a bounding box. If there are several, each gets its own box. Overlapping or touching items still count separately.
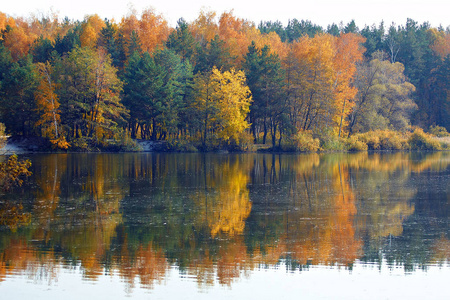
[0,9,450,151]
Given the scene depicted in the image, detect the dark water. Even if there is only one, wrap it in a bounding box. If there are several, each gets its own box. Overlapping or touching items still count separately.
[0,152,449,299]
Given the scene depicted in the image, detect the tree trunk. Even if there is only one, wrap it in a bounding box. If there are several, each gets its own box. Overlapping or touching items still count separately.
[151,118,157,141]
[263,118,267,144]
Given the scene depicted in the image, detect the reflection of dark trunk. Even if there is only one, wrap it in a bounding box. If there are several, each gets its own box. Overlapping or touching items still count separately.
[303,174,312,212]
[151,154,157,185]
[270,154,277,183]
[203,154,208,224]
[262,155,267,183]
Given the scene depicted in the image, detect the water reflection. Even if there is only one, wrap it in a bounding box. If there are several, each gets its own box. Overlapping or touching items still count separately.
[0,152,449,290]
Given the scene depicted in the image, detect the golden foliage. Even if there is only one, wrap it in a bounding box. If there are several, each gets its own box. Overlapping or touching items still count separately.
[35,62,69,149]
[80,15,105,48]
[119,8,170,55]
[189,9,219,45]
[2,25,33,61]
[0,154,32,192]
[430,30,450,59]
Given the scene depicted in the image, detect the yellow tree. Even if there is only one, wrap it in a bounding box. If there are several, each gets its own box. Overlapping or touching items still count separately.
[2,25,33,61]
[0,12,16,35]
[287,34,335,132]
[139,8,170,54]
[34,62,69,149]
[80,14,105,48]
[333,33,365,137]
[192,67,252,147]
[430,30,450,58]
[211,67,252,144]
[119,8,140,56]
[189,9,219,45]
[28,10,60,42]
[245,26,287,59]
[218,11,252,68]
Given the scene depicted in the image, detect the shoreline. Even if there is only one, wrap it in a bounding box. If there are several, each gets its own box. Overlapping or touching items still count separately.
[1,138,449,155]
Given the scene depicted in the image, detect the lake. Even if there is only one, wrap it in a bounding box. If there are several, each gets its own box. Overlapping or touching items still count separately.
[0,152,449,299]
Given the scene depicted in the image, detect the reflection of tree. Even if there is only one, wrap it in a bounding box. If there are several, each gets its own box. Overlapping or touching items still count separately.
[0,152,449,290]
[32,154,66,241]
[1,154,126,281]
[0,202,30,231]
[350,153,416,240]
[0,239,59,284]
[55,154,125,279]
[431,236,450,265]
[256,155,363,267]
[116,243,168,291]
[194,156,252,237]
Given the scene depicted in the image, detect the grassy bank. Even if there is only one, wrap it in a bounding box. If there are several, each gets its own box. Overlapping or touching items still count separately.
[2,128,450,154]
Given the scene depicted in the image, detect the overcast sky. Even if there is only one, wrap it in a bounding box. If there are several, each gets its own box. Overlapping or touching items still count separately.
[2,0,449,28]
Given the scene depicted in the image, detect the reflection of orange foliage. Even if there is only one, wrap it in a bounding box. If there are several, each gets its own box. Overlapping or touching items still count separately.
[216,237,253,285]
[188,249,215,287]
[284,163,363,266]
[431,236,450,264]
[187,237,260,287]
[0,203,31,232]
[329,164,363,264]
[33,155,65,241]
[0,239,59,284]
[118,243,168,289]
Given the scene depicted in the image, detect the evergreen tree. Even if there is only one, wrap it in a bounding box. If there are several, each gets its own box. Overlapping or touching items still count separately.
[98,20,127,72]
[243,42,286,145]
[30,36,55,63]
[194,35,234,74]
[0,48,38,135]
[166,18,197,63]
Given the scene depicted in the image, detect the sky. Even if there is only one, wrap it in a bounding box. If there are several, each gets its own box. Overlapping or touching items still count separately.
[2,0,449,29]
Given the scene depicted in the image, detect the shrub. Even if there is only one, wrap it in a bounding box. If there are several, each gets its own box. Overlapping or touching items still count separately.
[228,131,254,151]
[408,128,441,150]
[346,135,368,151]
[356,130,407,150]
[69,137,98,152]
[378,130,407,150]
[356,131,380,150]
[315,129,346,151]
[439,139,450,150]
[113,129,140,151]
[289,130,320,152]
[166,138,198,152]
[429,125,450,137]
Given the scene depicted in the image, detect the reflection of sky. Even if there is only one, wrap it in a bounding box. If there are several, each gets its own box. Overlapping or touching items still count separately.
[1,262,449,299]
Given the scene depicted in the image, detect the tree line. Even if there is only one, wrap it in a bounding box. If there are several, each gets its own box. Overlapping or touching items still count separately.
[0,9,449,151]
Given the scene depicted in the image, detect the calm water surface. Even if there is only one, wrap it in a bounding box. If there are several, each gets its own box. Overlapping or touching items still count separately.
[0,152,449,299]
